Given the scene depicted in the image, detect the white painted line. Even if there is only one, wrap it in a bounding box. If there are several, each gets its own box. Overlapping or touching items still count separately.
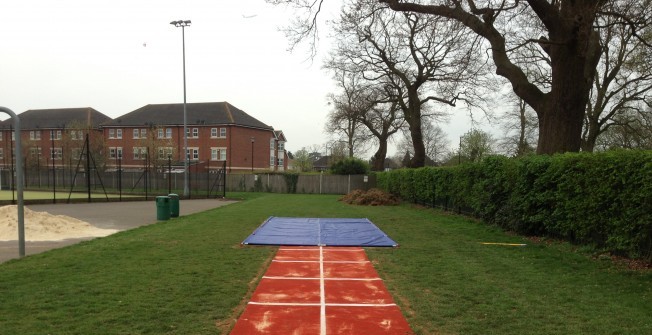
[319,245,326,335]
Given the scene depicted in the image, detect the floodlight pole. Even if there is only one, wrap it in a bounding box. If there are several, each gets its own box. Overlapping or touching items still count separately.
[0,107,25,258]
[170,19,191,197]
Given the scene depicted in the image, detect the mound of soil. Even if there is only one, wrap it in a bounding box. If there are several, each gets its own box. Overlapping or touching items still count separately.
[340,188,399,206]
[0,205,118,241]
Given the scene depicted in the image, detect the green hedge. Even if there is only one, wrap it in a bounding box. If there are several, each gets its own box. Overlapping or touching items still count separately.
[377,151,652,260]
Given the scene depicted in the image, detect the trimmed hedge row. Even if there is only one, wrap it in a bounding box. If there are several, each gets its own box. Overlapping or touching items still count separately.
[377,151,652,260]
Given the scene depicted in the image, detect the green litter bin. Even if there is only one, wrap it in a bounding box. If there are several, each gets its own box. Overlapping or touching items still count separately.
[168,193,179,218]
[156,196,171,221]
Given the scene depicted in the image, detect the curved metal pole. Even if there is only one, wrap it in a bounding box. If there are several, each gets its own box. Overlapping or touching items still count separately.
[0,106,25,258]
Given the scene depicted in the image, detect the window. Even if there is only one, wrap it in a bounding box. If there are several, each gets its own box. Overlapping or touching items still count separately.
[211,147,227,161]
[29,131,40,140]
[30,147,42,157]
[110,147,124,159]
[116,129,123,139]
[158,147,173,159]
[220,128,227,138]
[133,129,139,139]
[211,128,217,138]
[109,129,115,139]
[186,148,199,160]
[71,130,82,141]
[270,155,275,166]
[270,138,275,149]
[71,148,83,160]
[278,157,284,166]
[192,128,199,138]
[278,142,285,151]
[0,148,3,159]
[50,130,62,140]
[165,128,172,138]
[157,129,164,139]
[50,147,62,160]
[11,132,15,141]
[133,147,147,160]
[140,128,147,138]
[0,131,3,141]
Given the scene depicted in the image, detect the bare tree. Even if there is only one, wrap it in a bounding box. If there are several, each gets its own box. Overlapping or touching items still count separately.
[325,71,374,158]
[379,0,652,154]
[498,97,539,156]
[325,0,490,167]
[269,0,651,154]
[583,6,652,151]
[595,108,652,150]
[397,119,449,165]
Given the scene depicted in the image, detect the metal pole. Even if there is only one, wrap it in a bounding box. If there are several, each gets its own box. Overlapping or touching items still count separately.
[171,20,191,198]
[182,25,189,198]
[0,107,25,258]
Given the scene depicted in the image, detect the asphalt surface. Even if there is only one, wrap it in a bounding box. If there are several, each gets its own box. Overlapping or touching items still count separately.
[0,198,236,263]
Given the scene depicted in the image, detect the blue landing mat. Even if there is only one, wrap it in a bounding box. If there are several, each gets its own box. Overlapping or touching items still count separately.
[242,217,398,247]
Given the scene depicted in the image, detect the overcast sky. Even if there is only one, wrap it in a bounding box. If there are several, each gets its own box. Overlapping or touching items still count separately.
[1,0,486,157]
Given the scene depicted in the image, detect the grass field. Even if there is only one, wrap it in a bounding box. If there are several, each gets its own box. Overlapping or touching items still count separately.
[0,193,650,334]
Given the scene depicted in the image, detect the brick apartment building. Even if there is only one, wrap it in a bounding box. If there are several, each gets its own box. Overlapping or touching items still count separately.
[102,102,288,172]
[0,108,111,169]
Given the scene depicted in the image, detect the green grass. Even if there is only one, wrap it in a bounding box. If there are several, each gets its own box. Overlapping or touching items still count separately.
[0,193,650,334]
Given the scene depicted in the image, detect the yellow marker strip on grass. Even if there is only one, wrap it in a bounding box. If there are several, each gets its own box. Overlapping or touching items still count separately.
[480,242,527,247]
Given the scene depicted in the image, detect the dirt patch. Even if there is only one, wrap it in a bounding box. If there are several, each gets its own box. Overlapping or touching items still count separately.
[340,188,399,206]
[0,205,118,241]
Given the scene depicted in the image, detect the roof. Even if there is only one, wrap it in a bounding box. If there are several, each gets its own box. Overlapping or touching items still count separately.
[0,108,112,129]
[103,102,273,130]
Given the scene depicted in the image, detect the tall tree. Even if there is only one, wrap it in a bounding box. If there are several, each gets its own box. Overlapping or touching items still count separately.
[397,119,449,165]
[325,71,374,158]
[583,6,652,151]
[269,0,650,154]
[498,97,538,156]
[325,0,489,167]
[379,0,651,154]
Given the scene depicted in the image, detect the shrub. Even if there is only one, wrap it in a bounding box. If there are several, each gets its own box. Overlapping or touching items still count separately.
[377,151,652,261]
[330,158,370,175]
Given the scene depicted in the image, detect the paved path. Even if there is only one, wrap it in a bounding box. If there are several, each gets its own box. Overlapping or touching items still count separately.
[0,199,236,263]
[229,246,413,334]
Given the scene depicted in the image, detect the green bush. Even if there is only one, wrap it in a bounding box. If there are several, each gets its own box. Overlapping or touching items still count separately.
[330,157,370,175]
[378,150,652,261]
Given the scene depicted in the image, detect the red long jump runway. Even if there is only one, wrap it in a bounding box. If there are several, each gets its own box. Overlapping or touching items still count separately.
[230,246,414,335]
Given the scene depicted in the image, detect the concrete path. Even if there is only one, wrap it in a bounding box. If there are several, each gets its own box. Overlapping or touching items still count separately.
[0,199,236,263]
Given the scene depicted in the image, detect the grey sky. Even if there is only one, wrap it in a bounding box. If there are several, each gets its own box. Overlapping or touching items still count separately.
[1,0,481,157]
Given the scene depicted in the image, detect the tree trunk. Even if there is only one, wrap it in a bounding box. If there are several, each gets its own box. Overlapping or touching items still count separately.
[372,140,388,171]
[408,121,426,167]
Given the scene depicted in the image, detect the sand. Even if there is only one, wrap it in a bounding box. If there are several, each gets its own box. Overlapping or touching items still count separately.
[0,205,118,241]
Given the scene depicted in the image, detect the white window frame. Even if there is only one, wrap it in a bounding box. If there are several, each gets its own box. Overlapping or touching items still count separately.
[109,129,115,139]
[133,129,139,139]
[50,147,62,160]
[186,147,199,160]
[210,128,218,138]
[117,147,123,159]
[210,147,227,161]
[220,127,227,138]
[157,129,164,139]
[116,129,123,139]
[140,128,147,139]
[166,128,172,139]
[192,128,199,138]
[270,138,275,149]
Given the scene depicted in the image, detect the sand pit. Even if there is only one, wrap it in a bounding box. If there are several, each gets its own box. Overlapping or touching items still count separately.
[0,205,118,241]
